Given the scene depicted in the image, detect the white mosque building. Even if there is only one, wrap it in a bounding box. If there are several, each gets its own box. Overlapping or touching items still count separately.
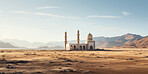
[64,30,95,50]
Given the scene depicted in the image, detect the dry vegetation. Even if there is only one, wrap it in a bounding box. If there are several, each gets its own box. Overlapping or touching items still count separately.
[0,49,148,74]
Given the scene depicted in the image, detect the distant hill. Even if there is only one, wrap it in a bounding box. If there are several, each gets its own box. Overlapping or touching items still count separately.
[1,39,45,48]
[0,39,83,48]
[0,42,17,48]
[38,46,49,49]
[49,46,64,49]
[38,46,64,49]
[94,33,143,48]
[122,36,148,48]
[0,33,145,48]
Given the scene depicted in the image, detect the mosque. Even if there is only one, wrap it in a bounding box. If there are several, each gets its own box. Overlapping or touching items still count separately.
[64,30,95,50]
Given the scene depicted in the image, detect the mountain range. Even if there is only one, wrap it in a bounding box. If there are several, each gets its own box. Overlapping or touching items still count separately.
[0,33,147,48]
[94,33,143,48]
[122,36,148,48]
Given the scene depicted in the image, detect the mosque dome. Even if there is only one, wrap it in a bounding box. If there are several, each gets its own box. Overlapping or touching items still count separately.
[87,33,93,41]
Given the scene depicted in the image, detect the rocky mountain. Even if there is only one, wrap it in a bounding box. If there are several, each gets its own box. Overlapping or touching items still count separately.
[94,33,143,48]
[0,42,17,48]
[122,36,148,48]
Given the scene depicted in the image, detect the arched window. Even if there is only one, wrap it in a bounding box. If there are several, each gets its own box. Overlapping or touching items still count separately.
[83,46,85,50]
[90,45,93,50]
[80,46,82,50]
[74,45,76,49]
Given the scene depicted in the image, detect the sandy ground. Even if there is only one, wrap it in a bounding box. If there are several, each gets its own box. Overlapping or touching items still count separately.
[0,49,148,74]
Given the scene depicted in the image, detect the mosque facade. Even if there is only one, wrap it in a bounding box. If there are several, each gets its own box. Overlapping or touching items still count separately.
[64,30,95,50]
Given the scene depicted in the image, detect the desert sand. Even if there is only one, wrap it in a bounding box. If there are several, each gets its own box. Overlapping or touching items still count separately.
[0,49,148,74]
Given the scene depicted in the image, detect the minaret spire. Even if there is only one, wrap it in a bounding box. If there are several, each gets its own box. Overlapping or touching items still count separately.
[64,31,67,50]
[77,30,80,44]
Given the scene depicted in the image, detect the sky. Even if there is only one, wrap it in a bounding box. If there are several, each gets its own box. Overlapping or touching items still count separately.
[0,0,147,43]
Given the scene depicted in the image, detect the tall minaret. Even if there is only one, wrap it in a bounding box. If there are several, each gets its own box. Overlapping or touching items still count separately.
[64,31,67,50]
[77,30,80,44]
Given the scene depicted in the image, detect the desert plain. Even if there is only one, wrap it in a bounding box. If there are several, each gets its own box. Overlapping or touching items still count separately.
[0,48,148,74]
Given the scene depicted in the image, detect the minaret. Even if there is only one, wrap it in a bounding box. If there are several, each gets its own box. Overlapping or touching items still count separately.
[77,30,80,44]
[64,31,67,50]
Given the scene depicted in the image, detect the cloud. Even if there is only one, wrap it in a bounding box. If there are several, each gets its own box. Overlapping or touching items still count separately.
[48,19,57,21]
[88,15,121,18]
[104,27,121,31]
[10,11,79,19]
[95,26,127,32]
[34,12,79,19]
[10,11,30,14]
[75,22,96,25]
[36,6,59,9]
[0,10,4,13]
[122,11,130,16]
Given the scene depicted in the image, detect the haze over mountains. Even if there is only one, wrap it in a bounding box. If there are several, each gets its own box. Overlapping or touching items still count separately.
[0,33,147,48]
[0,42,16,48]
[0,39,82,48]
[0,39,64,48]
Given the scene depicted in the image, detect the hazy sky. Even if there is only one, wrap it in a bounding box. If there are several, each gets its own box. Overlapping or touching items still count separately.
[0,0,147,42]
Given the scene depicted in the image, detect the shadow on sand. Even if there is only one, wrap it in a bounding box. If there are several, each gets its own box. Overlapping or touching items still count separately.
[68,49,112,51]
